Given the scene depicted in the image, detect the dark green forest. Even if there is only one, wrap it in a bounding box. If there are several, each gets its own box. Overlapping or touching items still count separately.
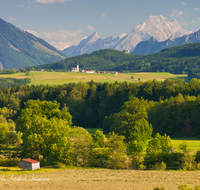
[28,42,200,78]
[0,78,200,137]
[0,77,31,88]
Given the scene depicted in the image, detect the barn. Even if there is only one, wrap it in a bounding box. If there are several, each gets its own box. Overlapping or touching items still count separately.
[18,158,40,170]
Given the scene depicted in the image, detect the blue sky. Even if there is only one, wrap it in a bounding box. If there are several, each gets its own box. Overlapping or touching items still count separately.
[0,0,200,50]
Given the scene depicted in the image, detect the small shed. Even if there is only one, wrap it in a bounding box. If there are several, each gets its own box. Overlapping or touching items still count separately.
[18,158,40,170]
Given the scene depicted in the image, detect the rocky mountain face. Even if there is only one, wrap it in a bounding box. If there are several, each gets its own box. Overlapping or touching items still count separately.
[132,30,200,55]
[62,15,191,57]
[0,18,66,69]
[62,32,125,57]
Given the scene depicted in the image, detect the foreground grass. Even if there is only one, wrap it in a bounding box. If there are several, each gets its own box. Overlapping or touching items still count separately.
[0,72,188,85]
[0,168,200,190]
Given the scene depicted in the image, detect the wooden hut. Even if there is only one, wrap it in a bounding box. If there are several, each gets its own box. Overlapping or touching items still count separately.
[18,158,40,170]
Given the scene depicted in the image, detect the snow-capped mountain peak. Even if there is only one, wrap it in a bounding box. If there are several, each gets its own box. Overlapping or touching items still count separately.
[62,15,191,57]
[114,15,191,52]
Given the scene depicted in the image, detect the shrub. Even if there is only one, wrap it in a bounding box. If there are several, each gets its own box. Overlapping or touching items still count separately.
[178,184,192,190]
[153,162,166,170]
[89,148,110,168]
[153,186,165,190]
[0,158,20,167]
[144,152,184,169]
[92,130,105,148]
[195,150,200,163]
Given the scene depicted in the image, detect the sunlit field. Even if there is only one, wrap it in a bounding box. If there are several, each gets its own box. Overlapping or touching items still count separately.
[0,71,187,85]
[171,138,200,153]
[0,168,200,190]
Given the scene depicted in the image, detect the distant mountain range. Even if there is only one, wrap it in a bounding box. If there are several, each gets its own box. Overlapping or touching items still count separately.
[0,18,66,69]
[132,29,200,55]
[62,15,191,57]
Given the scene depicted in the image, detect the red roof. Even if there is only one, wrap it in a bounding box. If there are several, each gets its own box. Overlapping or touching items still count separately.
[22,158,40,163]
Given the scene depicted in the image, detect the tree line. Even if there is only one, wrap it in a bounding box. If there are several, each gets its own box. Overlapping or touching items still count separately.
[1,78,200,137]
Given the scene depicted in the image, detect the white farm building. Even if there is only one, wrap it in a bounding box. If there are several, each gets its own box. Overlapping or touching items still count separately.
[18,158,40,170]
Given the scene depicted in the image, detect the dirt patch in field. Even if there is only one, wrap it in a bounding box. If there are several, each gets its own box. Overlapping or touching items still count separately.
[0,169,200,190]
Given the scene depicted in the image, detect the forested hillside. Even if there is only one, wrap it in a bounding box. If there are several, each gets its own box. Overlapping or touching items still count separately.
[29,49,140,71]
[0,18,66,69]
[29,43,200,78]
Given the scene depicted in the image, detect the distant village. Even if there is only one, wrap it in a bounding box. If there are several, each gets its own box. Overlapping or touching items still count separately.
[16,65,120,75]
[71,65,119,74]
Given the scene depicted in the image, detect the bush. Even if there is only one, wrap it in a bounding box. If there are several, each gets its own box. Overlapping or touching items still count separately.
[144,152,184,169]
[153,186,165,190]
[195,150,200,163]
[178,184,193,190]
[0,158,20,167]
[153,162,166,170]
[181,153,195,171]
[89,148,110,168]
[92,130,105,148]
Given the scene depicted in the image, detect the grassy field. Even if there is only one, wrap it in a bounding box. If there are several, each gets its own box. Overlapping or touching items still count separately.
[85,128,200,153]
[171,139,200,153]
[0,71,188,85]
[0,168,200,190]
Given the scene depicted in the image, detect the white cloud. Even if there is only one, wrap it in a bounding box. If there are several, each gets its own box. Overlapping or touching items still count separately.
[102,13,106,18]
[42,29,84,41]
[35,0,71,3]
[180,2,186,5]
[26,29,87,50]
[191,20,198,24]
[9,17,17,21]
[171,8,183,18]
[87,25,94,31]
[194,8,199,11]
[49,37,87,50]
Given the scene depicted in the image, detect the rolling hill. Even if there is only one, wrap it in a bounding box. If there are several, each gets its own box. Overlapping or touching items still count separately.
[29,42,200,79]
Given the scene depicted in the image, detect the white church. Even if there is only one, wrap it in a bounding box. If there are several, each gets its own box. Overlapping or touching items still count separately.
[71,65,79,72]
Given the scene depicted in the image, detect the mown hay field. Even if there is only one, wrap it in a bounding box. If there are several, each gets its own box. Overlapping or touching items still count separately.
[0,168,200,190]
[0,72,187,85]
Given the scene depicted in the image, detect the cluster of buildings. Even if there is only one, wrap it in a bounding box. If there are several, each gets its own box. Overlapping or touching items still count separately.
[71,65,118,74]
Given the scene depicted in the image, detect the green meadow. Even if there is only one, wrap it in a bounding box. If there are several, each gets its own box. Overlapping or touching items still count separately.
[0,71,188,85]
[85,128,200,152]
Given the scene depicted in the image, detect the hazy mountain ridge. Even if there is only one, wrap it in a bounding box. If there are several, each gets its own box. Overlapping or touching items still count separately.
[62,15,191,57]
[0,18,66,69]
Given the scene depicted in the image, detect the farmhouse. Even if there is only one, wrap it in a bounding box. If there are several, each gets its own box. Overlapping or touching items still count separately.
[82,70,96,73]
[18,158,40,170]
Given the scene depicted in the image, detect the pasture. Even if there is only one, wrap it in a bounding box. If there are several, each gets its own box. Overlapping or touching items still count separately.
[0,71,187,85]
[171,138,200,152]
[0,168,200,190]
[86,128,200,152]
